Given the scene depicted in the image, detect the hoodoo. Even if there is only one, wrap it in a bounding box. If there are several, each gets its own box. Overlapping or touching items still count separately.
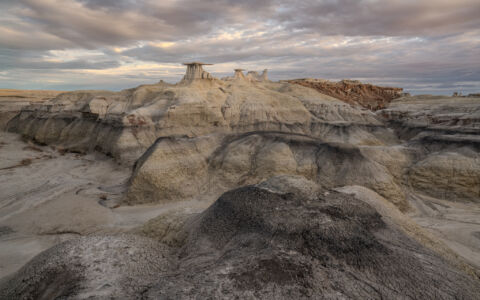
[246,69,268,82]
[181,62,214,83]
[234,68,246,80]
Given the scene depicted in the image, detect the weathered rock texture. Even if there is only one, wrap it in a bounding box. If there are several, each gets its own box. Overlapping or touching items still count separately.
[5,74,392,166]
[127,132,407,210]
[2,179,479,299]
[288,78,403,110]
[181,62,214,83]
[0,235,172,299]
[246,69,268,81]
[379,95,480,203]
[223,69,269,82]
[379,95,480,140]
[0,89,62,130]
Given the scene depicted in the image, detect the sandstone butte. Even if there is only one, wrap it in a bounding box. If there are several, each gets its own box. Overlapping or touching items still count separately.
[0,63,479,299]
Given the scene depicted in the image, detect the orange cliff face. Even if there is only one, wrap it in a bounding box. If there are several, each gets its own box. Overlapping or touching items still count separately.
[287,79,404,111]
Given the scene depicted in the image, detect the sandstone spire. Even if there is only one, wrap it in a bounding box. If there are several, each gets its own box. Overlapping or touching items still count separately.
[245,69,269,82]
[234,69,246,80]
[260,69,268,81]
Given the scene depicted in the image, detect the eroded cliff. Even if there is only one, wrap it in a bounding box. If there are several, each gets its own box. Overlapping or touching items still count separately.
[287,78,404,110]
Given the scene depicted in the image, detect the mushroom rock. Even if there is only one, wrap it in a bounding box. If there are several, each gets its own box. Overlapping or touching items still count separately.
[181,62,214,83]
[234,69,246,80]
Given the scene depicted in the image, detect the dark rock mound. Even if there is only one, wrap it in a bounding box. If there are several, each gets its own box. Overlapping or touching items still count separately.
[147,186,480,299]
[1,186,479,299]
[0,235,173,299]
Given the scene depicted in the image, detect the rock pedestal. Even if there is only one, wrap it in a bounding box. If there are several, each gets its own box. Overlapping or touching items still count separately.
[234,69,246,80]
[260,69,268,81]
[181,62,213,83]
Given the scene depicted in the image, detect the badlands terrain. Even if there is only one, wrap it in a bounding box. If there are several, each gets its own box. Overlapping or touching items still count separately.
[0,64,480,298]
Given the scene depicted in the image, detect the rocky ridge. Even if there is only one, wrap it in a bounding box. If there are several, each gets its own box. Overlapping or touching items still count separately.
[287,78,404,110]
[379,95,480,203]
[0,89,62,130]
[5,71,392,166]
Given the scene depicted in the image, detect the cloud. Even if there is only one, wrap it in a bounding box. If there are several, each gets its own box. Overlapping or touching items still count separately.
[276,0,480,37]
[1,0,275,50]
[0,0,479,94]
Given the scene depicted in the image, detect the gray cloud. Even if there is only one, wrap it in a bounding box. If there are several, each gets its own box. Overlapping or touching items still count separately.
[0,0,479,95]
[277,0,480,37]
[2,0,275,49]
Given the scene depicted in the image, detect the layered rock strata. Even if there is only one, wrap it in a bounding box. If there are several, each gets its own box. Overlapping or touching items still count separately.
[5,70,392,167]
[288,78,403,110]
[379,95,480,203]
[0,89,62,130]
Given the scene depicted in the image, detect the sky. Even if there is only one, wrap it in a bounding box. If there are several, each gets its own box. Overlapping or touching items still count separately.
[1,0,479,95]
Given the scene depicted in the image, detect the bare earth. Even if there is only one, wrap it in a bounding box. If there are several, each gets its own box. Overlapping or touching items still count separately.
[0,132,208,279]
[409,192,480,269]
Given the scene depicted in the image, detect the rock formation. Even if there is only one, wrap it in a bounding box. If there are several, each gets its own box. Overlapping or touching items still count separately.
[5,68,391,166]
[2,178,479,299]
[126,131,407,211]
[287,78,403,110]
[223,68,269,82]
[181,62,214,83]
[246,69,268,82]
[379,94,480,203]
[234,68,246,80]
[0,89,62,130]
[1,65,480,299]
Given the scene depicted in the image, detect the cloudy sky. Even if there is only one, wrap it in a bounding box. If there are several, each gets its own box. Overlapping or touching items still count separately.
[1,0,479,94]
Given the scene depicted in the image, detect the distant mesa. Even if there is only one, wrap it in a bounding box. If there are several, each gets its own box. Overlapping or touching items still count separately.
[453,92,480,98]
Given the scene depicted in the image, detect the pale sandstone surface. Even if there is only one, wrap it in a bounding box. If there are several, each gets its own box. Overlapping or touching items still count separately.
[380,95,480,139]
[408,152,480,201]
[378,94,480,272]
[408,191,480,271]
[380,95,480,202]
[127,132,408,210]
[5,79,391,166]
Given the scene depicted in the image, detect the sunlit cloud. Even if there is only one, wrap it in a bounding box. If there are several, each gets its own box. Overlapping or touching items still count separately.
[0,0,479,94]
